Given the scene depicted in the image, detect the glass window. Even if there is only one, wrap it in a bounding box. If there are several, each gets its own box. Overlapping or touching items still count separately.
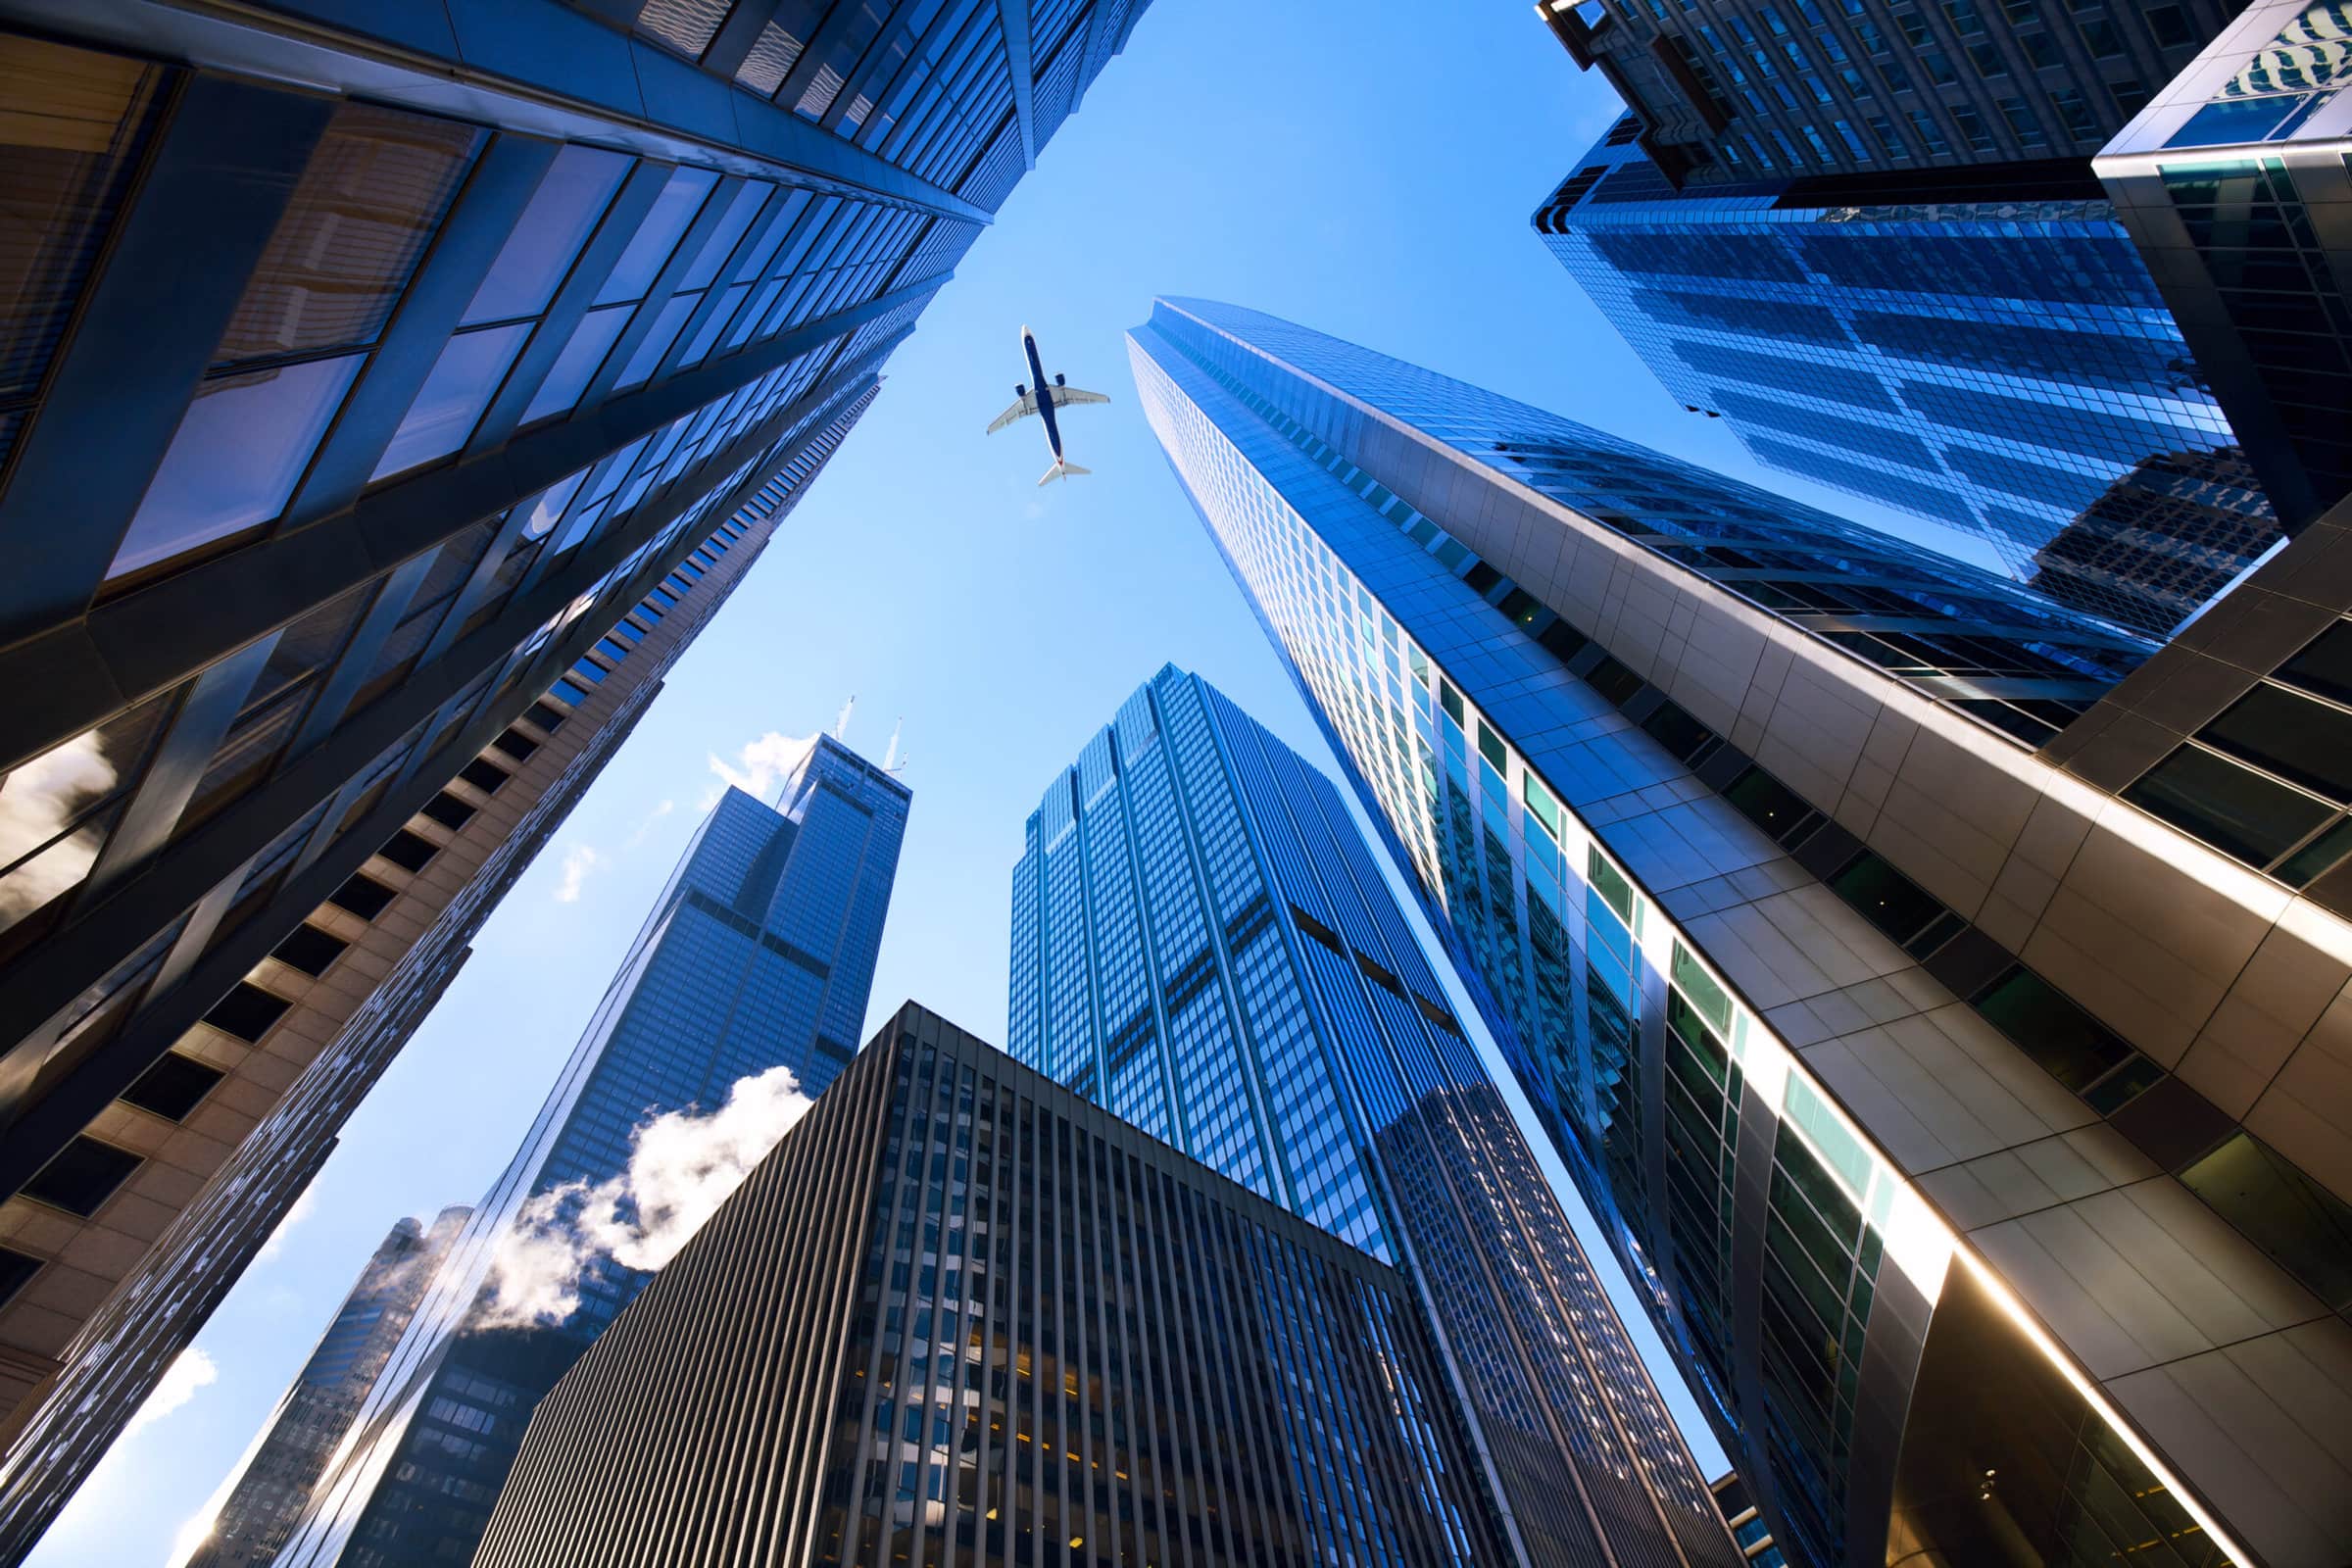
[0,1247,39,1309]
[1973,965,2133,1092]
[1828,852,1947,948]
[0,35,167,406]
[2126,744,2332,867]
[2199,685,2352,803]
[2278,619,2352,707]
[203,978,292,1042]
[518,467,590,541]
[112,353,366,578]
[19,1135,139,1217]
[373,322,531,479]
[2179,1133,2352,1310]
[463,145,631,324]
[521,303,631,424]
[119,1050,224,1121]
[595,167,718,305]
[271,922,348,978]
[613,294,697,390]
[0,688,177,943]
[680,182,771,291]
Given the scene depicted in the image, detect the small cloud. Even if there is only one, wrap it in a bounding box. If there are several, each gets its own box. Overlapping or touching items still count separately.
[125,1348,217,1441]
[478,1065,811,1330]
[254,1184,317,1265]
[554,844,603,904]
[622,799,675,850]
[708,732,818,803]
[1022,500,1045,521]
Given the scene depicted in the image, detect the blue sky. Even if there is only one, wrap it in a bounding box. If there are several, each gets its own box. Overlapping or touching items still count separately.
[38,5,2010,1562]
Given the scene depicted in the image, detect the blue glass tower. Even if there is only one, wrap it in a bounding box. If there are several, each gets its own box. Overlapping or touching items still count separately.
[270,736,908,1566]
[1008,665,1743,1568]
[1128,302,2334,1568]
[1533,117,2282,636]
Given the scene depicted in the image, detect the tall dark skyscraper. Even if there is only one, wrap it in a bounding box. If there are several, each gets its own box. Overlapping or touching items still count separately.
[475,1004,1512,1568]
[0,393,869,1565]
[270,737,908,1566]
[1532,113,2282,636]
[2095,0,2352,530]
[1130,299,2351,1567]
[1008,666,1742,1568]
[0,1,1150,1555]
[185,1208,471,1568]
[1540,0,2239,187]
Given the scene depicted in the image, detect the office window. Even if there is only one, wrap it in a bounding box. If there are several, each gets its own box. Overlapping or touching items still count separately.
[2278,620,2352,706]
[459,758,511,794]
[613,293,697,390]
[0,1247,39,1308]
[463,145,631,325]
[19,1137,140,1217]
[377,828,440,873]
[595,167,718,305]
[120,1050,226,1121]
[523,700,567,732]
[421,790,478,830]
[2127,741,2319,866]
[0,688,178,945]
[271,922,349,978]
[492,728,539,763]
[2178,1133,2352,1311]
[2199,686,2352,803]
[373,322,532,479]
[520,304,630,423]
[1972,965,2133,1093]
[205,979,294,1043]
[328,871,398,920]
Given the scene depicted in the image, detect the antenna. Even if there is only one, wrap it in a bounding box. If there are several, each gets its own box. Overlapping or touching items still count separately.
[833,693,856,740]
[882,717,904,773]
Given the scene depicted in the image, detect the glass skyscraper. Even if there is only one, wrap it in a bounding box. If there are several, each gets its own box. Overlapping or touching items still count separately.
[1131,299,2352,1567]
[269,737,908,1566]
[1008,665,1742,1568]
[186,1208,472,1568]
[476,1004,1512,1568]
[1534,114,2281,635]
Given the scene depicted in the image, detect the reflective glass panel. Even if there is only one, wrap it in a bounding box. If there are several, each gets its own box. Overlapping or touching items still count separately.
[594,167,717,305]
[373,322,531,479]
[2126,744,2333,866]
[613,294,696,390]
[521,303,630,423]
[111,352,365,578]
[463,145,631,325]
[0,688,175,938]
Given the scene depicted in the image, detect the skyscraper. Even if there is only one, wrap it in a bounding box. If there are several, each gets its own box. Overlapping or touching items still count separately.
[1540,0,2238,187]
[475,1004,1512,1568]
[0,1,1149,1553]
[185,1208,472,1568]
[2095,0,2352,529]
[269,736,908,1566]
[1130,299,2352,1567]
[1532,114,2280,635]
[0,386,870,1567]
[1009,666,1742,1568]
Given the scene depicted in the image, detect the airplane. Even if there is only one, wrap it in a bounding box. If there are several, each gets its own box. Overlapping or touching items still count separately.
[987,325,1111,485]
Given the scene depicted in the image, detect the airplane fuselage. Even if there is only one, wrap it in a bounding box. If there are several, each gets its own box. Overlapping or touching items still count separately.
[1022,327,1064,462]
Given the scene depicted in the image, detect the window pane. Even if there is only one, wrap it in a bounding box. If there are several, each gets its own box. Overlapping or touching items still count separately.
[119,1050,224,1121]
[679,182,770,291]
[638,0,731,57]
[613,294,697,390]
[2126,744,2333,867]
[2278,619,2352,708]
[0,35,167,402]
[20,1135,140,1217]
[372,322,531,480]
[2179,1133,2352,1311]
[113,353,365,578]
[594,167,717,305]
[463,145,631,325]
[679,283,749,368]
[0,688,176,938]
[520,303,629,423]
[215,104,480,365]
[2200,684,2352,802]
[518,467,589,540]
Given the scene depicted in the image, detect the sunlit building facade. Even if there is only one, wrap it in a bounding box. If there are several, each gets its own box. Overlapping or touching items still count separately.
[270,739,906,1565]
[1009,666,1742,1568]
[1131,299,2352,1568]
[476,1004,1511,1568]
[187,1208,472,1568]
[1534,115,2281,636]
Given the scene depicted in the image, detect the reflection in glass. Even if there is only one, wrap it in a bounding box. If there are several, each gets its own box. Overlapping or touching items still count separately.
[373,323,530,480]
[595,167,717,305]
[111,353,365,579]
[464,146,631,325]
[521,305,630,423]
[614,296,696,390]
[519,467,590,540]
[0,690,175,938]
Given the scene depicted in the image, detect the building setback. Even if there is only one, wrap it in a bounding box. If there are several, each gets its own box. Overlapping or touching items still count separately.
[1532,114,2280,636]
[1129,298,2352,1567]
[185,1208,471,1568]
[270,736,908,1566]
[476,1003,1512,1568]
[0,0,1150,1557]
[1009,665,1741,1568]
[0,390,870,1566]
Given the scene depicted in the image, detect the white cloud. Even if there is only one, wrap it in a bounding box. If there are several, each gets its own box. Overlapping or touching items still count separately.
[254,1183,318,1265]
[553,844,603,904]
[124,1348,218,1441]
[0,728,117,921]
[622,799,675,849]
[478,1065,812,1330]
[707,731,818,804]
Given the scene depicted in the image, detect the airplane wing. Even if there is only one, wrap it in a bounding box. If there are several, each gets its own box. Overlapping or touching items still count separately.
[986,392,1039,434]
[1048,386,1111,410]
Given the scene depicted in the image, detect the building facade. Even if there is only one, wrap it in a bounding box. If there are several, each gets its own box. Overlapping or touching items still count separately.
[269,736,908,1565]
[1533,115,2280,636]
[2095,0,2352,530]
[0,387,872,1566]
[476,1004,1512,1568]
[1130,299,2352,1567]
[185,1208,472,1568]
[1008,666,1741,1568]
[1540,0,2239,188]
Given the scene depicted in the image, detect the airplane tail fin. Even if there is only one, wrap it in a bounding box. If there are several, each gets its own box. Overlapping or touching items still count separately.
[1038,459,1092,487]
